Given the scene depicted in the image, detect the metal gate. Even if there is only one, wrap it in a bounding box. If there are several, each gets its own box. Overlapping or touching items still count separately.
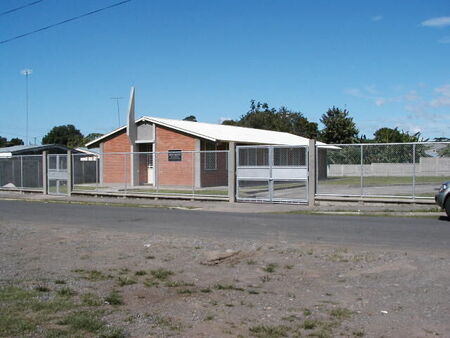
[236,145,308,203]
[47,154,69,195]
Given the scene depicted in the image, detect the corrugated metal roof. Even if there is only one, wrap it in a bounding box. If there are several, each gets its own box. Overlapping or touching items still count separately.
[86,116,330,147]
[0,144,70,155]
[143,117,329,146]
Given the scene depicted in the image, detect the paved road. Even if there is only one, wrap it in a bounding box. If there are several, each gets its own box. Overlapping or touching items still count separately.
[0,199,449,250]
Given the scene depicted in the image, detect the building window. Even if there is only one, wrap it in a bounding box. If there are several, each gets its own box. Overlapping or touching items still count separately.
[204,142,217,170]
[168,150,182,161]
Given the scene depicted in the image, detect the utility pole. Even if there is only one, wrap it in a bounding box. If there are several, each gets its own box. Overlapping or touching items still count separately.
[20,68,32,145]
[111,97,124,127]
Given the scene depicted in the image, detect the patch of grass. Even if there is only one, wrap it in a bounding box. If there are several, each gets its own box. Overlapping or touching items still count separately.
[177,288,195,295]
[165,280,195,287]
[0,313,35,336]
[143,279,159,288]
[249,325,290,337]
[200,288,211,293]
[353,329,365,337]
[57,287,77,297]
[262,263,278,273]
[81,293,103,306]
[73,269,112,281]
[148,313,182,332]
[145,255,155,259]
[204,314,214,321]
[303,308,312,316]
[281,314,300,322]
[135,270,147,276]
[45,328,70,337]
[117,276,137,286]
[303,319,321,330]
[213,283,244,291]
[248,290,259,295]
[104,290,123,305]
[34,285,50,292]
[330,307,353,320]
[150,268,174,281]
[59,310,104,332]
[98,326,126,338]
[247,260,257,265]
[54,280,66,284]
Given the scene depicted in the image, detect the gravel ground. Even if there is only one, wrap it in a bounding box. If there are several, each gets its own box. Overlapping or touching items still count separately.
[1,218,450,337]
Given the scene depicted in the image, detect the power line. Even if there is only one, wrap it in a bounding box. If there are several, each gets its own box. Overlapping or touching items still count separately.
[0,0,132,45]
[0,0,44,17]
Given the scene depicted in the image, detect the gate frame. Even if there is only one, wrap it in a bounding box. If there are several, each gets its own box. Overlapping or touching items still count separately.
[235,144,309,204]
[46,152,70,196]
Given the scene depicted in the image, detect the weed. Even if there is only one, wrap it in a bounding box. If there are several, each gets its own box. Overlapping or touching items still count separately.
[353,329,365,337]
[284,264,294,270]
[281,314,300,322]
[54,280,66,285]
[73,269,111,281]
[148,313,182,331]
[145,255,155,259]
[117,276,137,287]
[303,308,312,316]
[57,287,76,297]
[303,319,321,330]
[34,285,50,292]
[143,279,159,288]
[329,307,353,320]
[260,275,271,283]
[81,293,103,306]
[150,268,174,281]
[204,314,214,321]
[248,290,259,295]
[262,263,278,273]
[249,325,290,337]
[247,260,257,265]
[177,288,195,295]
[104,290,123,305]
[200,288,211,293]
[59,311,104,332]
[165,280,195,287]
[214,284,244,291]
[135,270,147,276]
[225,303,234,307]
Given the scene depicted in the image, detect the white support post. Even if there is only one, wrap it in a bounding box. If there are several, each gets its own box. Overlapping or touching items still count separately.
[42,151,48,195]
[228,142,236,203]
[67,150,72,196]
[308,139,316,207]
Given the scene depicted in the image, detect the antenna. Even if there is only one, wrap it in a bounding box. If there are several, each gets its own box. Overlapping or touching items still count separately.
[111,97,124,127]
[20,68,32,145]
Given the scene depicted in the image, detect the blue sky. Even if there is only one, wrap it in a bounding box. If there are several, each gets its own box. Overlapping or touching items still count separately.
[0,0,449,144]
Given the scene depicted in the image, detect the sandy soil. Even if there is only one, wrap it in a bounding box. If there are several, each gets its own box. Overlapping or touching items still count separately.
[1,219,449,337]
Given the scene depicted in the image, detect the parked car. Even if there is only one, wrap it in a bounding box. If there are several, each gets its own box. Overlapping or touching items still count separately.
[435,181,450,218]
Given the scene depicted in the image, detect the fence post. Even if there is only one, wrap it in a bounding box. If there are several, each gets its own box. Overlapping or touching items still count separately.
[42,151,48,195]
[228,142,236,203]
[67,150,72,197]
[412,143,416,201]
[308,139,316,207]
[360,144,364,199]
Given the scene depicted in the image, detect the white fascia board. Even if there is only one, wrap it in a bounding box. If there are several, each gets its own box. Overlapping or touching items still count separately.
[0,152,12,158]
[85,125,127,147]
[142,117,217,142]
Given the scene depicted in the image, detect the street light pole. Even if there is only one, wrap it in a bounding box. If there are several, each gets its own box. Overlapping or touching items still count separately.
[20,68,32,145]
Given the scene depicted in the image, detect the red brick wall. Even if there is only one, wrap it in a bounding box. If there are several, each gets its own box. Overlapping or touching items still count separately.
[155,126,197,186]
[102,131,131,184]
[200,142,228,187]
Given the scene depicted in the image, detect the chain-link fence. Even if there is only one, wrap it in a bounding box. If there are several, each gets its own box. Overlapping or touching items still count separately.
[0,155,43,191]
[72,150,229,198]
[317,142,450,199]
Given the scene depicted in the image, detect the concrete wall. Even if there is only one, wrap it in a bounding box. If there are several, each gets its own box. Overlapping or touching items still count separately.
[328,157,450,177]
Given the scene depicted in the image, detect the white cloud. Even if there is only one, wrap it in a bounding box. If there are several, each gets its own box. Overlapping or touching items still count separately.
[371,15,383,22]
[421,16,450,28]
[438,36,450,44]
[430,84,450,107]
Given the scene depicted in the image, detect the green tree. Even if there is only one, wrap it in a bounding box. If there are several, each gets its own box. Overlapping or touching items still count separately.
[83,133,103,145]
[42,125,84,148]
[319,106,359,144]
[373,127,425,143]
[183,115,197,122]
[0,136,24,147]
[223,100,318,139]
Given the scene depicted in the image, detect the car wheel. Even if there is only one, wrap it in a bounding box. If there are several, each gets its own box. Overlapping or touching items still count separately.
[445,197,450,219]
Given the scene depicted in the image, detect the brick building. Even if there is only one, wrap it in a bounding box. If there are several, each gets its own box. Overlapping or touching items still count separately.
[86,88,328,188]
